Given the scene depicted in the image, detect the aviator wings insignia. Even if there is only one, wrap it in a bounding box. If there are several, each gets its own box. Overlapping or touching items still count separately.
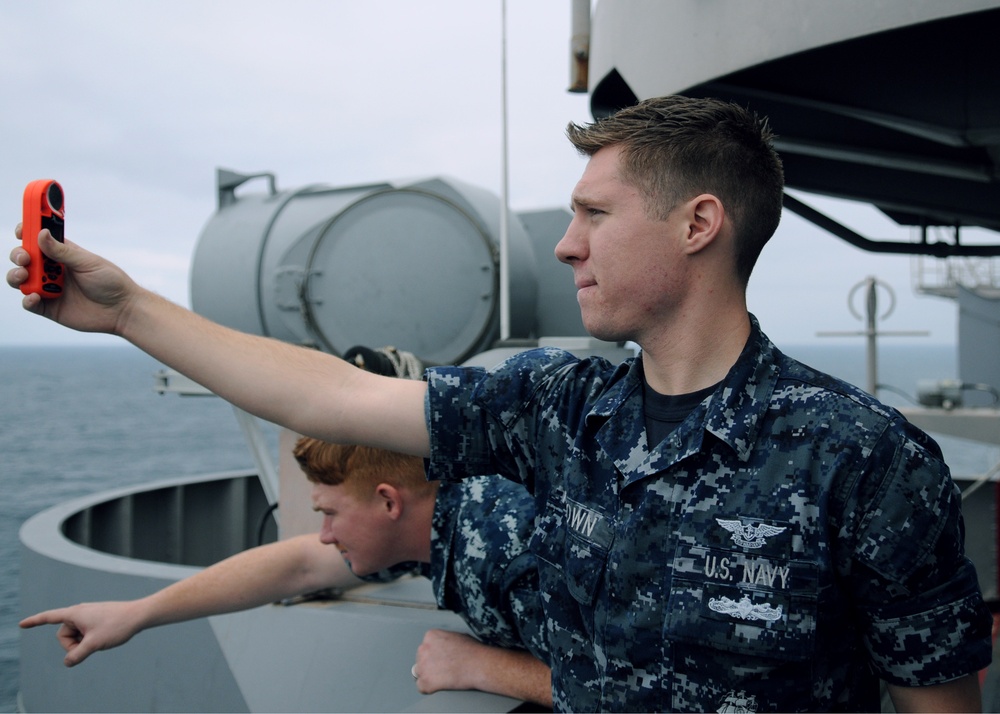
[716,518,787,549]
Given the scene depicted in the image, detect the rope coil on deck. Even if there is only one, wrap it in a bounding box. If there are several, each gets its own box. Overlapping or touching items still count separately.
[343,345,424,380]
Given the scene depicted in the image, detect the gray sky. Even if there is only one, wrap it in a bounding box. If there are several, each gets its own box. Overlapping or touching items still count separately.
[1,0,981,349]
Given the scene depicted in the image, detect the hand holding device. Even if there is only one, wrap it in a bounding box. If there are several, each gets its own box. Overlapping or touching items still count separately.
[20,179,65,297]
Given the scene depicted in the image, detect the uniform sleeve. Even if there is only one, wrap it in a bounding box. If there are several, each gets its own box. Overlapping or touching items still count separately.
[424,364,497,482]
[424,347,582,489]
[845,421,993,686]
[501,551,550,665]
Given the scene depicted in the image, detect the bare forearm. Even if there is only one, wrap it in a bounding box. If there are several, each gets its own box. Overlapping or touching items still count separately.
[121,289,430,453]
[887,674,982,713]
[122,290,350,437]
[136,535,355,630]
[465,647,552,707]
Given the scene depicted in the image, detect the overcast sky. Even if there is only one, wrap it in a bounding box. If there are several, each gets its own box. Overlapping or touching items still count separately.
[1,1,986,351]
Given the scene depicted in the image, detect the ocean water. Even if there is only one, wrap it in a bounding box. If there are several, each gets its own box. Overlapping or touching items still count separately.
[0,340,995,712]
[0,345,265,713]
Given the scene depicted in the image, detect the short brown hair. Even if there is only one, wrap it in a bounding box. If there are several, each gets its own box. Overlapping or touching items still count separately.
[292,437,435,500]
[566,95,784,285]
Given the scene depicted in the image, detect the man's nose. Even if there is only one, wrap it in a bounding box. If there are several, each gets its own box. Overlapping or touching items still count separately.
[555,218,584,265]
[318,516,337,544]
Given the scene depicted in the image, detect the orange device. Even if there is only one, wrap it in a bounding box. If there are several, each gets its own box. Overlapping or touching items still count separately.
[20,179,65,298]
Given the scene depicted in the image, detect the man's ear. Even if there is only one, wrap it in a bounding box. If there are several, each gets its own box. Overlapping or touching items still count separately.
[683,194,725,255]
[375,483,403,520]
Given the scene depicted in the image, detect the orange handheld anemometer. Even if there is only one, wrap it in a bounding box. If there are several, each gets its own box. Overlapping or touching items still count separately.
[20,179,65,298]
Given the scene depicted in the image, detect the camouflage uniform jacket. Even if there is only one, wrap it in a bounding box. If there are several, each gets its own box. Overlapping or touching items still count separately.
[362,477,547,663]
[424,316,992,712]
[423,476,548,663]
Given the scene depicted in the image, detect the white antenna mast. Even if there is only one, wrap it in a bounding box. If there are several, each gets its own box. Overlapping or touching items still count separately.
[499,0,511,341]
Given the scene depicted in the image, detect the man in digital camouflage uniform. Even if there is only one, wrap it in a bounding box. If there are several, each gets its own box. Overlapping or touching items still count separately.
[421,97,992,711]
[22,438,550,706]
[9,95,993,711]
[426,320,991,710]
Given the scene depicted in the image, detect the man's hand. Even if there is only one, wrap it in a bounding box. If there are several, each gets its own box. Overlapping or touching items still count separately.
[9,224,139,335]
[413,628,552,707]
[20,601,147,667]
[413,629,482,694]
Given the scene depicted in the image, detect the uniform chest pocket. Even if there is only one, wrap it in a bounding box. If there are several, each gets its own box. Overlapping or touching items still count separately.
[665,543,819,662]
[529,495,614,607]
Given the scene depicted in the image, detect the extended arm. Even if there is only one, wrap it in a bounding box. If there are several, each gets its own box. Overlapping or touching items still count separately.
[20,534,358,667]
[8,228,429,454]
[413,629,552,708]
[887,674,983,713]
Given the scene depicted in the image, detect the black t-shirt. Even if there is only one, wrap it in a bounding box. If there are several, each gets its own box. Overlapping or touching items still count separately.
[643,380,719,448]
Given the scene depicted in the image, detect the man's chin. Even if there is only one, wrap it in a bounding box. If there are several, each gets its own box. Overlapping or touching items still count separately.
[581,320,626,345]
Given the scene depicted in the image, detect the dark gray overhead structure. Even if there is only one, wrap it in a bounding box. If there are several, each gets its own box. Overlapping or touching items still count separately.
[586,1,1000,254]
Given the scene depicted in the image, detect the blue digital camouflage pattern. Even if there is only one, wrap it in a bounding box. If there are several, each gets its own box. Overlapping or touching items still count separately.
[358,477,547,664]
[424,315,993,712]
[425,477,548,664]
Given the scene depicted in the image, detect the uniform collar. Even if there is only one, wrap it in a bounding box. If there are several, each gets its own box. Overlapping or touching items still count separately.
[587,315,780,485]
[703,314,781,462]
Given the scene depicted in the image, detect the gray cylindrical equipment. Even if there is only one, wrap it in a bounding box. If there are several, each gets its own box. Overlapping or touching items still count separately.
[191,171,539,365]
